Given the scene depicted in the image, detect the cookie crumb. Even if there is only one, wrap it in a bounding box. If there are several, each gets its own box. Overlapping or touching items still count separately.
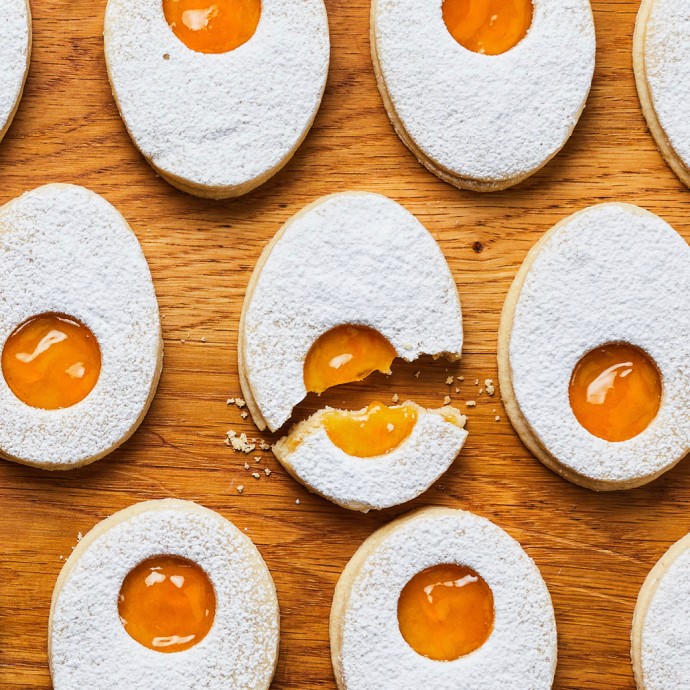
[237,485,244,494]
[457,376,464,382]
[234,398,246,409]
[259,440,271,451]
[445,376,454,385]
[443,395,451,405]
[252,472,261,480]
[226,430,256,453]
[474,379,479,386]
[387,423,394,432]
[77,532,83,542]
[455,387,460,394]
[244,462,250,470]
[264,468,272,476]
[295,499,301,505]
[227,398,235,405]
[200,337,206,343]
[392,393,399,403]
[495,415,501,422]
[241,411,248,419]
[466,400,477,408]
[485,379,496,396]
[414,370,421,378]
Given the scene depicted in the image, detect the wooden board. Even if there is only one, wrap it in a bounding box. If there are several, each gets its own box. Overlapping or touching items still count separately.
[0,1,686,687]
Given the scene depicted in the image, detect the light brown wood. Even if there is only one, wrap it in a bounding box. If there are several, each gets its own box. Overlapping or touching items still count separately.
[0,1,686,688]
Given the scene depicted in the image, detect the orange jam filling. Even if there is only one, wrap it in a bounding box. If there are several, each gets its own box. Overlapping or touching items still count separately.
[442,0,533,55]
[2,313,101,410]
[304,325,397,395]
[323,401,418,457]
[398,563,494,661]
[163,0,261,54]
[569,343,662,443]
[119,555,216,653]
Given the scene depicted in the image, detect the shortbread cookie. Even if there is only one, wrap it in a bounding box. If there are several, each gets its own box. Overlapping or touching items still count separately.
[632,533,690,689]
[499,203,690,490]
[0,0,31,144]
[104,0,329,198]
[273,401,467,512]
[634,0,690,187]
[50,499,279,690]
[371,0,595,191]
[0,184,162,469]
[239,192,463,432]
[331,507,557,690]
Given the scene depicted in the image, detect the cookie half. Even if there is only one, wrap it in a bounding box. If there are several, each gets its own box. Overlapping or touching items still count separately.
[273,401,467,512]
[239,192,463,432]
[49,499,280,690]
[632,533,690,689]
[634,0,690,187]
[371,0,595,191]
[0,184,162,469]
[104,0,330,198]
[331,506,557,689]
[499,203,690,490]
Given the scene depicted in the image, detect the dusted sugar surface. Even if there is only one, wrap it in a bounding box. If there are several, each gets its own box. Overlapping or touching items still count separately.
[0,0,30,134]
[0,184,161,467]
[643,0,690,171]
[50,500,280,690]
[104,0,329,190]
[373,0,595,183]
[335,508,556,689]
[242,192,463,432]
[640,546,690,689]
[274,404,468,512]
[508,204,690,484]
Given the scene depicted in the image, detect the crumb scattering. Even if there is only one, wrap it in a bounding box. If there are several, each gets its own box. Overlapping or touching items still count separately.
[259,440,271,451]
[226,430,256,453]
[485,379,496,396]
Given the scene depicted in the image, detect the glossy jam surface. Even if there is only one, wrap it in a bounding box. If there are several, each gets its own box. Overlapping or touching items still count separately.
[2,313,101,410]
[323,401,418,457]
[163,0,261,54]
[398,564,494,661]
[569,343,662,443]
[119,556,216,653]
[442,0,533,55]
[304,325,397,395]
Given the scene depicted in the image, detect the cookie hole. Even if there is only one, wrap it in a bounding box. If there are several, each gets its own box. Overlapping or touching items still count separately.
[119,555,216,653]
[569,342,662,442]
[304,325,397,395]
[442,0,534,56]
[2,312,101,410]
[163,0,261,54]
[398,563,494,661]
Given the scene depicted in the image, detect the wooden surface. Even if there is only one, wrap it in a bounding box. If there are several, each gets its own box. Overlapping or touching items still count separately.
[0,1,687,687]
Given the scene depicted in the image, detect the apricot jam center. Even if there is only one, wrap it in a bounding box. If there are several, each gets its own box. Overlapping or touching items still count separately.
[2,313,101,410]
[119,555,216,653]
[323,401,418,457]
[569,343,661,443]
[163,0,261,54]
[304,325,396,395]
[398,563,494,661]
[442,0,533,55]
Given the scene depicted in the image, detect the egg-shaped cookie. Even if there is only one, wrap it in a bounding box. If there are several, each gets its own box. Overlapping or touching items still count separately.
[239,192,463,432]
[331,506,557,689]
[50,499,280,690]
[632,532,690,689]
[273,401,467,512]
[371,0,595,191]
[0,0,31,144]
[104,0,330,198]
[499,203,690,490]
[634,0,690,187]
[0,184,162,469]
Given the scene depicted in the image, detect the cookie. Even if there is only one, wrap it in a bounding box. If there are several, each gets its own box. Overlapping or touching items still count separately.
[0,184,162,469]
[104,0,330,198]
[499,203,690,490]
[50,499,280,690]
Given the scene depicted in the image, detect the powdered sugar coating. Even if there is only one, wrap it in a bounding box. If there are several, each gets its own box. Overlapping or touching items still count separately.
[104,0,329,194]
[640,0,690,173]
[372,0,595,185]
[273,403,467,512]
[638,543,690,688]
[50,500,279,690]
[0,0,30,139]
[332,508,556,689]
[507,204,690,486]
[241,192,463,432]
[0,184,161,468]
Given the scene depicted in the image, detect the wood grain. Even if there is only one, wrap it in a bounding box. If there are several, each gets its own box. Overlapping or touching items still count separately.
[0,1,686,688]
